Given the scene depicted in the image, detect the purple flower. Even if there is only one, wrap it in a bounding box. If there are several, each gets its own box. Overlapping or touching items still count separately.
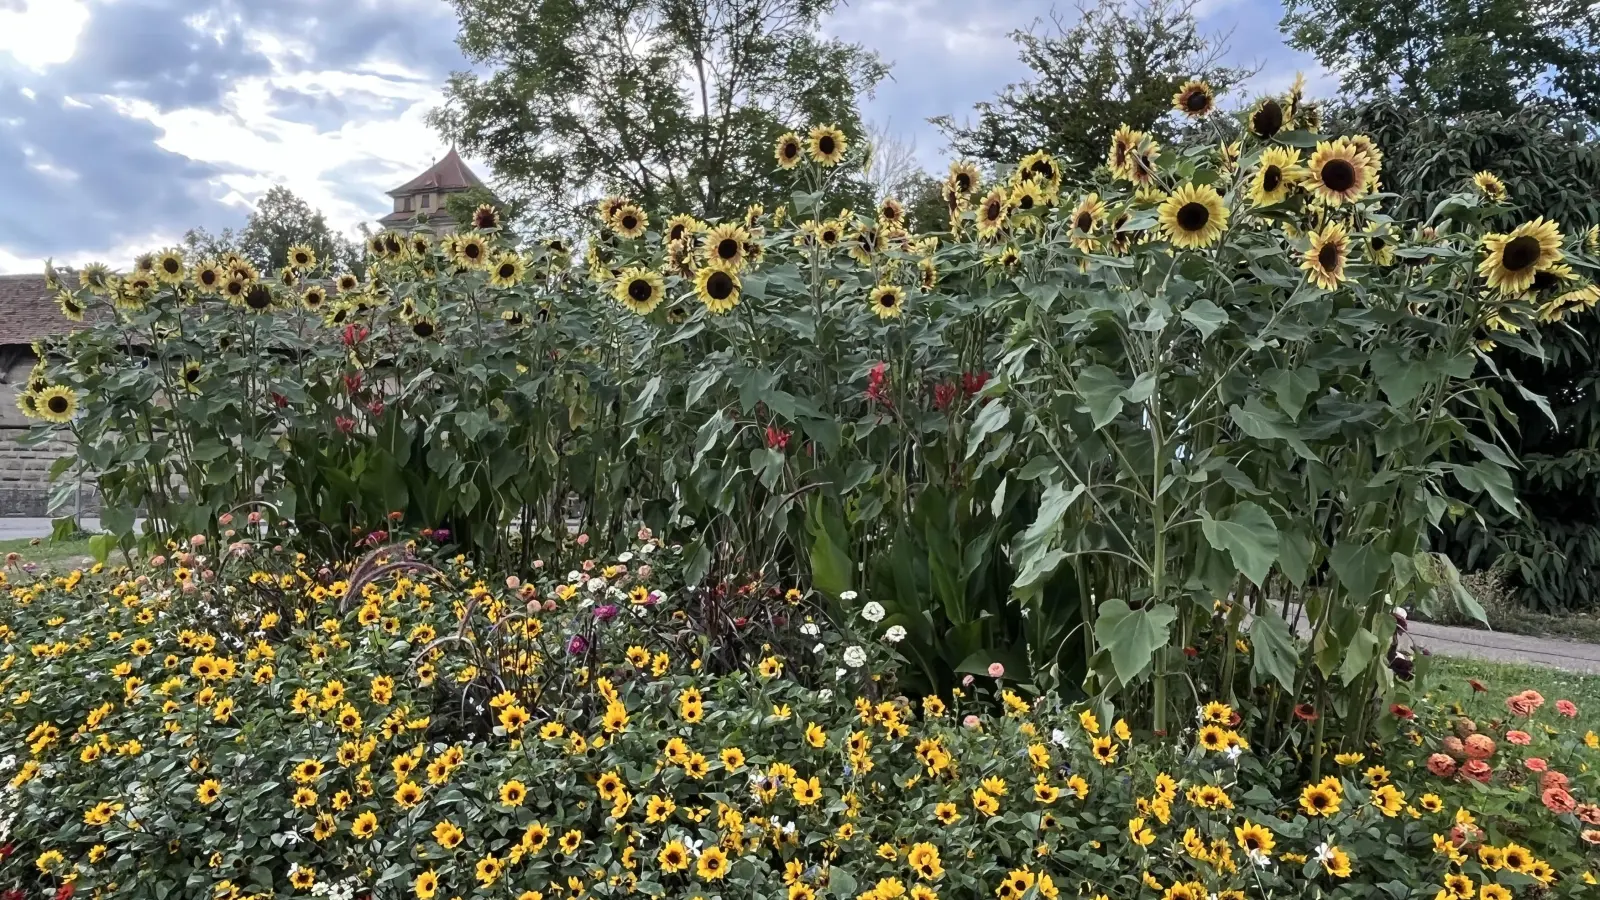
[594,604,619,622]
[567,634,589,655]
[431,529,451,542]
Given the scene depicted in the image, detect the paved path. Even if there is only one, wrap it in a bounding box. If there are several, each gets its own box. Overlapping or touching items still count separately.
[0,517,107,541]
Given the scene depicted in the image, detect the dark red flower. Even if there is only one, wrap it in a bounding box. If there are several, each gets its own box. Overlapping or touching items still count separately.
[866,362,892,407]
[1293,703,1319,722]
[341,324,369,347]
[933,381,958,411]
[335,415,357,434]
[765,425,791,451]
[1469,678,1488,693]
[3,889,21,900]
[1390,703,1415,720]
[1182,646,1198,658]
[344,372,363,394]
[56,884,76,900]
[961,370,990,397]
[271,391,289,409]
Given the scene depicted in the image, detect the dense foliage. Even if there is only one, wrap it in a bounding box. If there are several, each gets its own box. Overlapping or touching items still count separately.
[20,77,1600,744]
[1,538,1599,899]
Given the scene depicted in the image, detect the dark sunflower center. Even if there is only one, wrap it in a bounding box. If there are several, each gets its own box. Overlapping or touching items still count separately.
[1114,144,1129,167]
[1176,201,1210,232]
[384,236,401,254]
[1029,160,1053,180]
[1371,236,1387,251]
[1317,242,1340,271]
[47,395,69,413]
[879,292,895,307]
[782,141,798,159]
[1075,213,1093,231]
[1185,89,1209,112]
[821,229,837,243]
[340,277,356,289]
[498,263,517,279]
[1532,269,1559,291]
[227,281,244,296]
[1320,159,1357,193]
[818,135,836,155]
[161,258,180,274]
[1312,794,1328,808]
[955,173,972,192]
[706,270,734,300]
[620,214,639,231]
[627,279,653,302]
[1262,166,1282,192]
[1502,235,1542,271]
[414,321,435,337]
[1252,100,1284,138]
[984,200,1001,220]
[1018,194,1035,210]
[717,238,740,259]
[294,252,309,264]
[465,243,482,259]
[669,225,685,241]
[246,286,272,309]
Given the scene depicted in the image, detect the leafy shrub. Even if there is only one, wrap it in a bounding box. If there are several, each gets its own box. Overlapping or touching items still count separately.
[1,538,1599,898]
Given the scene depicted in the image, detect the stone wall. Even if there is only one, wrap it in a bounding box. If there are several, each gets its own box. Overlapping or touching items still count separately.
[0,351,98,517]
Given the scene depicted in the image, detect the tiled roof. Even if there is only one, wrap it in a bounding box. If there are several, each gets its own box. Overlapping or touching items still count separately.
[377,209,460,228]
[387,148,487,196]
[0,274,83,347]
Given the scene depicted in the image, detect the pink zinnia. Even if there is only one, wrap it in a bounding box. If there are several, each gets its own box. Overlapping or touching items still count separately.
[1540,770,1569,793]
[1460,759,1492,783]
[1524,757,1548,773]
[1463,733,1496,759]
[987,662,1005,678]
[1505,729,1532,746]
[1556,699,1579,718]
[1542,786,1577,815]
[1426,753,1457,778]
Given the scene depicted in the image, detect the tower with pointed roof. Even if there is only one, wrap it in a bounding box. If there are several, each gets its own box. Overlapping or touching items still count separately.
[378,148,495,234]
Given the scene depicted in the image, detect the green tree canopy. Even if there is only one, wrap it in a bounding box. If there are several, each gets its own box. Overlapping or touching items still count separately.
[1281,0,1600,118]
[931,0,1252,181]
[429,0,888,227]
[179,188,363,275]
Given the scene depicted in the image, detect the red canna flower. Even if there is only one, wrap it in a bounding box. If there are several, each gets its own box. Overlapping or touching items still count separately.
[765,425,790,451]
[933,381,957,411]
[866,362,892,407]
[335,415,357,434]
[961,370,990,397]
[1293,703,1318,722]
[1389,703,1414,720]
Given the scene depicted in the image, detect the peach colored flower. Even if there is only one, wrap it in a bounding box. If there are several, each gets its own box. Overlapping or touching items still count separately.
[1505,730,1532,746]
[1582,829,1600,845]
[1540,770,1569,793]
[1506,690,1545,717]
[987,663,1005,678]
[1524,757,1548,773]
[1464,734,1496,759]
[1556,699,1578,718]
[1426,753,1457,778]
[1576,803,1600,826]
[1442,736,1466,759]
[1541,786,1576,815]
[1461,760,1492,783]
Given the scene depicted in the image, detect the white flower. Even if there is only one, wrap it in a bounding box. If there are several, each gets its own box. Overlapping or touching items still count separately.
[813,643,825,654]
[640,543,656,556]
[586,577,606,593]
[799,623,820,636]
[617,551,634,562]
[1225,744,1243,763]
[818,689,833,701]
[1050,728,1070,748]
[861,602,885,623]
[835,668,848,680]
[1313,842,1334,863]
[1248,848,1273,868]
[839,590,858,602]
[566,570,582,582]
[884,625,906,643]
[843,645,867,667]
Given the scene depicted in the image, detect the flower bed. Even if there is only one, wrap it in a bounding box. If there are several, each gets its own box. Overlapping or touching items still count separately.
[1,531,1597,899]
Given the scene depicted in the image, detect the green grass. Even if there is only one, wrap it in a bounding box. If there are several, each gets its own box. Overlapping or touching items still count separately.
[0,536,97,569]
[1424,655,1600,730]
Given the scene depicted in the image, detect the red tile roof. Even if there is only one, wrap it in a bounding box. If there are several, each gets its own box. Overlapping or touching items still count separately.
[0,274,84,347]
[387,148,487,196]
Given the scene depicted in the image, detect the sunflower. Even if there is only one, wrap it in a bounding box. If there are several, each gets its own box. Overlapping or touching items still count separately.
[1172,79,1215,117]
[1107,125,1140,178]
[35,385,78,424]
[14,389,40,420]
[242,284,275,314]
[1305,139,1372,206]
[489,253,526,289]
[1588,224,1599,252]
[665,214,701,244]
[1017,150,1062,195]
[1479,218,1564,294]
[1217,140,1242,175]
[1248,97,1285,140]
[919,257,938,291]
[807,124,847,166]
[56,290,86,323]
[1070,194,1106,234]
[816,219,843,248]
[1249,146,1305,207]
[704,223,751,271]
[276,266,300,289]
[878,196,905,228]
[774,131,804,169]
[870,284,905,320]
[472,204,500,230]
[1301,221,1350,290]
[222,275,250,304]
[336,273,360,293]
[596,195,629,224]
[78,262,112,294]
[179,361,204,393]
[152,250,185,285]
[695,267,741,314]
[847,223,880,266]
[1158,183,1229,249]
[453,234,491,269]
[301,285,328,311]
[1367,225,1396,267]
[948,161,980,196]
[288,244,316,269]
[1009,180,1046,215]
[1127,139,1162,187]
[410,318,439,339]
[613,267,664,315]
[409,232,432,257]
[1472,171,1508,202]
[610,204,648,239]
[976,188,1009,239]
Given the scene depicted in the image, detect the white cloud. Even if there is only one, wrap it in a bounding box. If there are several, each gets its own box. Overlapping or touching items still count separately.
[0,0,90,70]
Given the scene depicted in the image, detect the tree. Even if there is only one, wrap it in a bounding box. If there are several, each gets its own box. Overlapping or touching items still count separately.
[239,187,362,274]
[429,0,887,228]
[1281,0,1600,119]
[181,226,242,260]
[932,0,1252,181]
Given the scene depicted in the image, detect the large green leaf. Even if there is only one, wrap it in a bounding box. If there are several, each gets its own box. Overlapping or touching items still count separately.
[1094,599,1177,685]
[1330,540,1387,604]
[1075,365,1128,429]
[1180,299,1228,338]
[1337,627,1381,686]
[1249,613,1300,690]
[965,401,1011,460]
[1199,501,1280,586]
[1229,397,1317,460]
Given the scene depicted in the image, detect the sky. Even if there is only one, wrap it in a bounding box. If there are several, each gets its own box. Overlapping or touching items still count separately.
[0,0,1328,275]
